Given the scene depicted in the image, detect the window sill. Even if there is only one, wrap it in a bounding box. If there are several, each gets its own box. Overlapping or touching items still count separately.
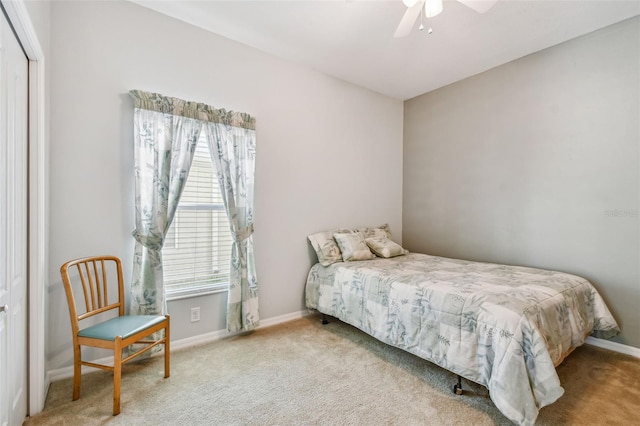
[166,284,229,302]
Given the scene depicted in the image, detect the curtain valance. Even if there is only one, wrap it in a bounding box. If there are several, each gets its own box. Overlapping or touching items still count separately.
[129,90,255,130]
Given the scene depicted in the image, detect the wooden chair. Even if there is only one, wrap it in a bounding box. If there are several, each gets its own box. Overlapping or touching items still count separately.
[60,255,170,415]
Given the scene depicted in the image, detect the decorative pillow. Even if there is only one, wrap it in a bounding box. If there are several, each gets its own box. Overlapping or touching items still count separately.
[333,231,376,262]
[357,223,392,240]
[365,236,408,258]
[308,230,343,266]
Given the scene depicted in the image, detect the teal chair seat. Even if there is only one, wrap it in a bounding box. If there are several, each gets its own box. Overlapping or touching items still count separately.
[78,315,167,341]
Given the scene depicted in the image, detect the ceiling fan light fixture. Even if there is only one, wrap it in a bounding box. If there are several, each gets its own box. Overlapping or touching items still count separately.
[425,0,443,18]
[402,0,421,7]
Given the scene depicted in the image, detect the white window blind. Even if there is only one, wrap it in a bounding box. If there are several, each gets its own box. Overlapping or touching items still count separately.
[163,135,232,299]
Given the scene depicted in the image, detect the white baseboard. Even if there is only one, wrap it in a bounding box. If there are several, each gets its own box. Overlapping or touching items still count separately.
[46,309,313,383]
[171,309,312,351]
[585,336,640,358]
[47,356,115,383]
[255,309,314,329]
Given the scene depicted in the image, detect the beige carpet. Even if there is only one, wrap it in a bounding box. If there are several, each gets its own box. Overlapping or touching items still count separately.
[27,315,639,425]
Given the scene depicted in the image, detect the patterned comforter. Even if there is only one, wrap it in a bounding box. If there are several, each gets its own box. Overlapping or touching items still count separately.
[305,253,619,426]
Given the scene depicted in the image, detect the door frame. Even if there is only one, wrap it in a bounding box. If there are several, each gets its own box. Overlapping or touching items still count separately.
[1,0,47,415]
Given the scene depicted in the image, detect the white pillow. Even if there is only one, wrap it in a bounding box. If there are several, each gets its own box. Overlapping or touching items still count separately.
[333,231,375,262]
[357,223,392,240]
[365,236,408,258]
[308,229,347,266]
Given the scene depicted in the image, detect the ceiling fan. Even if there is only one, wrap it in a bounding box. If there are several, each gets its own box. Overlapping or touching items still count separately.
[394,0,498,38]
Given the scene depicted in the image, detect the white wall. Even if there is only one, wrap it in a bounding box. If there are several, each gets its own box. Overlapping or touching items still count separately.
[403,17,639,347]
[47,0,403,371]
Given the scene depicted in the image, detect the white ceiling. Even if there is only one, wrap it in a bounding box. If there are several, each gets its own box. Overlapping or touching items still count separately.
[132,0,640,100]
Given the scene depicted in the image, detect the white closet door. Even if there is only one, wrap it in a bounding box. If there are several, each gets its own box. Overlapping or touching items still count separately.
[0,8,28,426]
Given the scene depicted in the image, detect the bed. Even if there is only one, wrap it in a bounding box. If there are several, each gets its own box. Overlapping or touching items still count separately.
[305,251,619,426]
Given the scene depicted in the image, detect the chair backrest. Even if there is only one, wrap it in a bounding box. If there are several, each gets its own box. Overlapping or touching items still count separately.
[60,256,125,335]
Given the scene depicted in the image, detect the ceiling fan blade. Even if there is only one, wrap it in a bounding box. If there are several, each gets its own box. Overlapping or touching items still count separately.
[394,1,425,38]
[457,0,497,14]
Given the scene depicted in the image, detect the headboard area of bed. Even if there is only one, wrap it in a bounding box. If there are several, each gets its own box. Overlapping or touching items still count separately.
[308,223,408,265]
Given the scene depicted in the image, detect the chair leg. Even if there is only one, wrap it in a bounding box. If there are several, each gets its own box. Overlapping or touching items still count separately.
[113,337,122,416]
[164,316,171,378]
[72,343,82,401]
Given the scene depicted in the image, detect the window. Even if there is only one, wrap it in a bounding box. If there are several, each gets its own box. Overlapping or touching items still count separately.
[162,134,233,299]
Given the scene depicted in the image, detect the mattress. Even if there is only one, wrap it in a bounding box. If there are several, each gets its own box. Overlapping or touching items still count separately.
[305,253,619,425]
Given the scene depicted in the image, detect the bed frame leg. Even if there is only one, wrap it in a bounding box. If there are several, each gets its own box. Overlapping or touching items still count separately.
[321,314,329,325]
[453,375,463,395]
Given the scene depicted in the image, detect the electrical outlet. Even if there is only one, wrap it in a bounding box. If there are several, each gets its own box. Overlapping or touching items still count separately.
[190,307,201,323]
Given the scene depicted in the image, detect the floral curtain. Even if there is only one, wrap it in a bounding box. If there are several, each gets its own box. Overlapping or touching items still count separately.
[204,122,259,332]
[129,90,258,333]
[129,91,202,315]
